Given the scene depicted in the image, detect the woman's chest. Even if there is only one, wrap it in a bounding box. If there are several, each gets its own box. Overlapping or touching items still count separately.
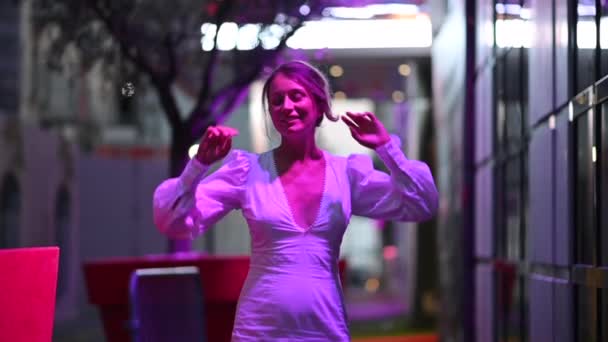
[280,171,324,224]
[242,155,352,231]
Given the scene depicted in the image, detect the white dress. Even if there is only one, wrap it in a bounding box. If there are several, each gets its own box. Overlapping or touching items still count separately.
[153,136,438,341]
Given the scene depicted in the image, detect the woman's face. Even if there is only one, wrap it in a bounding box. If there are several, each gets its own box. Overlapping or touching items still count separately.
[267,73,320,138]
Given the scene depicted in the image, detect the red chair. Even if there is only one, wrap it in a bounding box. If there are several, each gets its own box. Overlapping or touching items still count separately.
[0,247,60,342]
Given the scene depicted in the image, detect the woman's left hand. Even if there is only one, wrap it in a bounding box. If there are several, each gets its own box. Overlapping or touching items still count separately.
[341,112,391,150]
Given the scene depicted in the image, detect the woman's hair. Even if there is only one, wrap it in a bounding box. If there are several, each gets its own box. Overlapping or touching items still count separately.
[262,60,339,127]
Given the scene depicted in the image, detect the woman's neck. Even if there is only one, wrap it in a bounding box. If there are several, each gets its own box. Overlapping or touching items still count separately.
[276,136,323,164]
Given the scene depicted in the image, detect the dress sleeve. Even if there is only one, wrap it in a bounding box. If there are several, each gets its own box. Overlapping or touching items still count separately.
[347,135,438,222]
[152,149,250,240]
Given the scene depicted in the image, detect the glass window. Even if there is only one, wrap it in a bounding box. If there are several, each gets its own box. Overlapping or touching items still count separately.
[521,149,528,261]
[521,48,529,135]
[519,277,529,342]
[0,1,19,112]
[576,285,598,342]
[504,48,524,149]
[602,104,608,266]
[555,0,573,105]
[576,0,597,92]
[495,163,506,258]
[527,0,554,125]
[574,112,596,265]
[477,0,494,69]
[496,56,507,153]
[505,156,522,261]
[600,2,608,78]
[55,187,70,298]
[497,268,525,342]
[0,174,20,248]
[602,289,608,342]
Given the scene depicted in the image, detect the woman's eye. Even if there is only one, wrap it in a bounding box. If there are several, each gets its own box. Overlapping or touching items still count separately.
[290,93,303,101]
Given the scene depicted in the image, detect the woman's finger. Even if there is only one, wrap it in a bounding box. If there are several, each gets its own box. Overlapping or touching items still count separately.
[341,115,359,128]
[347,112,370,125]
[220,135,231,150]
[222,138,232,154]
[222,126,240,137]
[214,126,239,137]
[201,127,212,142]
[348,125,362,141]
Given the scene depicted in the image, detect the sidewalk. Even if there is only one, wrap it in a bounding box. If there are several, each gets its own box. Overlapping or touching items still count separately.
[346,289,409,322]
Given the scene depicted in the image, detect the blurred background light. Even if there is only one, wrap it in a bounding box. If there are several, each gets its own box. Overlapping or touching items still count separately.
[365,278,380,293]
[398,63,411,76]
[329,65,344,77]
[200,16,432,51]
[322,4,419,19]
[188,144,199,159]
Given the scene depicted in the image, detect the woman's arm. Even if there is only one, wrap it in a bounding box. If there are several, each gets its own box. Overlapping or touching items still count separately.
[348,135,438,221]
[152,149,250,240]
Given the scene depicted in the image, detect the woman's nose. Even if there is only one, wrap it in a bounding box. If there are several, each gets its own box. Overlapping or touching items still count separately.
[282,96,294,109]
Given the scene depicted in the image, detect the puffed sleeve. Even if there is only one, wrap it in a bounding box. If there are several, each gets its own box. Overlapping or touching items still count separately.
[347,135,438,222]
[153,149,250,240]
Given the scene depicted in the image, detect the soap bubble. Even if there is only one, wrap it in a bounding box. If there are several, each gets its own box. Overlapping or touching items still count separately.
[121,82,135,97]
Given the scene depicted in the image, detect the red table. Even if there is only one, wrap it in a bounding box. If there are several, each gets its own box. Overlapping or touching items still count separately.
[84,254,346,342]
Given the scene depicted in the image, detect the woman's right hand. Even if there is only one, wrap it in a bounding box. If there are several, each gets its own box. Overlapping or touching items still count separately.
[195,125,239,166]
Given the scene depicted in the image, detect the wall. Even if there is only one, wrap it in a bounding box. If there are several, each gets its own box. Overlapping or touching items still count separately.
[469,0,608,340]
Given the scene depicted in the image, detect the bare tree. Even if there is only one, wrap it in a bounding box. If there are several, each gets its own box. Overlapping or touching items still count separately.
[29,0,332,252]
[30,0,326,177]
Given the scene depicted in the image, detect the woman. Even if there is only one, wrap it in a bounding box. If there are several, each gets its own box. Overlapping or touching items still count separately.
[153,60,438,341]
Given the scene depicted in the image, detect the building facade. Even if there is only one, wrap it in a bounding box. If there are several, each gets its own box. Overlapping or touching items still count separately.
[433,0,608,340]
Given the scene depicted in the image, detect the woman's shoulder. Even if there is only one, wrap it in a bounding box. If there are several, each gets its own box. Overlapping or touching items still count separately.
[322,149,370,166]
[219,149,256,172]
[226,148,272,170]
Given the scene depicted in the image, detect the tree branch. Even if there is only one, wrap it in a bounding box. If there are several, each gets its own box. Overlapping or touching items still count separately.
[154,82,184,130]
[90,1,154,77]
[90,0,183,128]
[163,33,177,83]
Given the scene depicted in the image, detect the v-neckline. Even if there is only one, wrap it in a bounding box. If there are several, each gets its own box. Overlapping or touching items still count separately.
[270,149,328,232]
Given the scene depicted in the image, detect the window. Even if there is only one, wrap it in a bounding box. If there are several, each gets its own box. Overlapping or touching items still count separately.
[504,48,524,150]
[55,186,71,298]
[496,55,507,153]
[0,0,19,112]
[574,111,596,265]
[496,266,526,342]
[576,0,597,92]
[495,162,506,258]
[118,86,137,125]
[600,2,608,78]
[602,289,608,342]
[521,149,528,261]
[576,286,598,342]
[0,174,20,248]
[602,104,608,266]
[494,31,525,153]
[505,156,523,261]
[520,48,529,134]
